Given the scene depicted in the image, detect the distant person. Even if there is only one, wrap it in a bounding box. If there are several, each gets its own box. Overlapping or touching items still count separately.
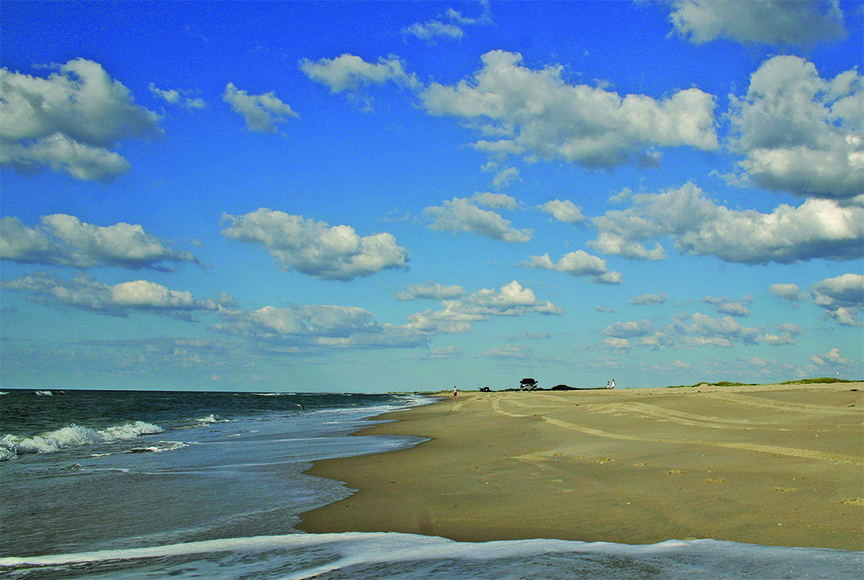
[453,386,457,398]
[611,379,616,389]
[607,381,611,389]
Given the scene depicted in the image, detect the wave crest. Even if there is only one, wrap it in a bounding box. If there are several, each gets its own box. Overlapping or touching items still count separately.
[0,421,164,461]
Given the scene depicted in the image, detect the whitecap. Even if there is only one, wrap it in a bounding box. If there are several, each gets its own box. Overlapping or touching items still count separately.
[0,421,164,460]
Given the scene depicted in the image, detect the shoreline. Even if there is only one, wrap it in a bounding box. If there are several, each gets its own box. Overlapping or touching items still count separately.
[299,383,864,551]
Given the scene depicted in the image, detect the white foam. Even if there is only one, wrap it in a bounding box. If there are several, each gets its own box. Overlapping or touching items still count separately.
[34,390,53,396]
[126,441,189,454]
[0,533,859,580]
[0,421,164,460]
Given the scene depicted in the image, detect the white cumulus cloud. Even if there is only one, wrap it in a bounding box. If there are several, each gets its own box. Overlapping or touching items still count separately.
[540,199,585,224]
[299,54,420,94]
[667,0,847,47]
[701,295,753,317]
[591,182,863,264]
[0,272,223,320]
[0,58,162,181]
[419,50,718,169]
[220,208,409,281]
[405,280,563,335]
[630,293,668,306]
[213,303,429,350]
[811,273,864,326]
[727,56,863,200]
[521,250,622,284]
[0,214,200,270]
[424,194,532,243]
[769,283,801,301]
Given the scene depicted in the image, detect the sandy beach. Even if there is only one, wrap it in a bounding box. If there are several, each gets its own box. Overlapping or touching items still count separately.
[300,383,864,551]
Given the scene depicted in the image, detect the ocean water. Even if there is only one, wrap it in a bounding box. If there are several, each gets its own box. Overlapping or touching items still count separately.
[1,389,861,579]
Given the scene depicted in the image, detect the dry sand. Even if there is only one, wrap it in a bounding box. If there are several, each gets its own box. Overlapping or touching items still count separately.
[300,383,864,551]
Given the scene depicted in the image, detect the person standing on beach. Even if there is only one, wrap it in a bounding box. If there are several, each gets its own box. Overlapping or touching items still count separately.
[611,379,616,389]
[607,381,611,389]
[453,386,457,398]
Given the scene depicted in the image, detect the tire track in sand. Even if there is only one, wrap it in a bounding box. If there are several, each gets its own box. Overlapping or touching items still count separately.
[699,392,861,415]
[490,398,863,466]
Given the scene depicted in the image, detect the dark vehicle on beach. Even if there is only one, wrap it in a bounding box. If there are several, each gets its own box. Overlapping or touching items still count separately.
[520,378,538,391]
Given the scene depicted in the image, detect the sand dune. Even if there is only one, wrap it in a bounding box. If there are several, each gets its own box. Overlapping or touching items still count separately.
[300,383,864,551]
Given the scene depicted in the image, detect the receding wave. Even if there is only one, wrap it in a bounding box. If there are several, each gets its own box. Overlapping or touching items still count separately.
[0,533,860,580]
[126,441,190,454]
[176,414,231,429]
[0,421,164,461]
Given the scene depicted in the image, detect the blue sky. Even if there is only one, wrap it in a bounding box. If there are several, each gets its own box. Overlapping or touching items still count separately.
[1,1,862,392]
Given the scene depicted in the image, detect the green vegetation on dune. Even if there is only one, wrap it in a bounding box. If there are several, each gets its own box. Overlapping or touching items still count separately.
[668,377,861,389]
[780,377,860,385]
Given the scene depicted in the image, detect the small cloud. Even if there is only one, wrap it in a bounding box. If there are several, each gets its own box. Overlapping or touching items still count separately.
[539,199,585,224]
[769,283,801,301]
[701,295,753,317]
[505,331,552,341]
[402,1,492,44]
[602,337,630,350]
[810,347,852,367]
[395,281,465,301]
[149,83,207,109]
[491,166,521,189]
[425,194,531,243]
[223,83,298,133]
[630,293,667,306]
[299,54,420,97]
[408,345,463,360]
[521,251,622,284]
[483,344,533,359]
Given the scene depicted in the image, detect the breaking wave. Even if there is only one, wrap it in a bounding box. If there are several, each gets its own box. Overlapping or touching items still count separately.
[0,421,164,461]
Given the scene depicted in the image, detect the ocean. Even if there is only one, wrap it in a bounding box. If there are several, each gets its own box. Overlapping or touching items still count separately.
[1,389,860,579]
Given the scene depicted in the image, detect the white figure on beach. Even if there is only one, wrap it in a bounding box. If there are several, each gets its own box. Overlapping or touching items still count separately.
[453,386,457,398]
[611,379,616,389]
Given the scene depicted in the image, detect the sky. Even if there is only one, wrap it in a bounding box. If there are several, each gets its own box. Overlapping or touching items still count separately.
[1,1,862,393]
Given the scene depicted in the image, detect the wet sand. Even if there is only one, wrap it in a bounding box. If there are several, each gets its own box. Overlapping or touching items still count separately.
[300,383,864,551]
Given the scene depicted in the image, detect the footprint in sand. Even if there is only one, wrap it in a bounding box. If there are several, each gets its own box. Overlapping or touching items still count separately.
[632,462,647,467]
[774,487,798,493]
[706,477,726,483]
[594,458,613,464]
[666,469,683,475]
[840,498,864,505]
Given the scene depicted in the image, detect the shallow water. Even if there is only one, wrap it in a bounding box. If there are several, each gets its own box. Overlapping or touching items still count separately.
[3,533,861,580]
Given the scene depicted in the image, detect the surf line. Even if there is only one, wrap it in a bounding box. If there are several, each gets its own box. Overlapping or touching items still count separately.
[491,399,863,466]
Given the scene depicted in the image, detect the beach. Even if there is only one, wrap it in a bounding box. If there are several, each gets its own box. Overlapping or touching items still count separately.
[300,383,864,551]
